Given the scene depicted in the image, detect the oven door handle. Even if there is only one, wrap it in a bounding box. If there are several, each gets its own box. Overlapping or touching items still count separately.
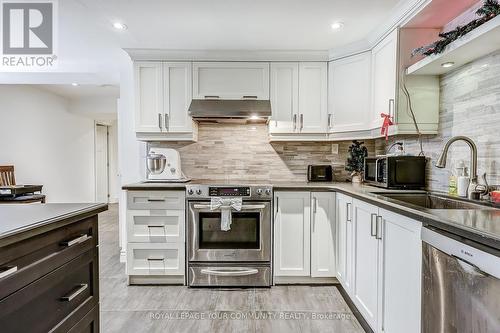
[200,268,259,276]
[192,204,266,210]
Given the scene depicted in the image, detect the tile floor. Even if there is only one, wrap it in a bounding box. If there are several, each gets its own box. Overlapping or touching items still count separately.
[98,204,365,333]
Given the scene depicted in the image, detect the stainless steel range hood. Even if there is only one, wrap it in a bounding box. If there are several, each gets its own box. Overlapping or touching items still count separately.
[188,99,271,121]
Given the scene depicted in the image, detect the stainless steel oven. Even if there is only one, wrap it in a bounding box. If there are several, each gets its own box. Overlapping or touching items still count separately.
[186,184,273,287]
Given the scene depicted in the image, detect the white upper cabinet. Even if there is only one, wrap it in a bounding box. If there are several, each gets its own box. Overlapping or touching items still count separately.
[298,62,328,133]
[328,52,372,133]
[134,61,195,141]
[352,199,380,331]
[311,192,335,278]
[192,62,270,100]
[274,192,311,277]
[163,62,193,133]
[269,62,299,133]
[371,29,398,130]
[134,62,163,133]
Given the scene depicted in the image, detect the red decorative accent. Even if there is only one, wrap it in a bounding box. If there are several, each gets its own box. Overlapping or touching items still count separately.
[380,113,393,141]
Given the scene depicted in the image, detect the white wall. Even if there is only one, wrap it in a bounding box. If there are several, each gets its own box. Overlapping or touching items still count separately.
[0,85,96,203]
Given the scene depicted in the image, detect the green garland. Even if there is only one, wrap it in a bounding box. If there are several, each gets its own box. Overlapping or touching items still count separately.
[412,0,500,57]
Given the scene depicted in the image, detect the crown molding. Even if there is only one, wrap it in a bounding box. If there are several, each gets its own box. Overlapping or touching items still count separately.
[124,49,330,62]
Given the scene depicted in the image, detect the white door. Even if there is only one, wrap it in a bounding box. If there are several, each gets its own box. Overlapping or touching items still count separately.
[298,62,328,133]
[352,199,379,331]
[95,124,108,203]
[134,62,163,132]
[379,209,422,333]
[335,193,353,292]
[269,62,299,134]
[371,29,398,130]
[274,192,311,277]
[311,192,335,277]
[192,62,270,100]
[328,52,372,133]
[163,62,193,133]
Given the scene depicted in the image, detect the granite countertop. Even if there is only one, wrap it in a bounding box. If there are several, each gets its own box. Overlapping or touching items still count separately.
[0,203,108,241]
[122,180,500,250]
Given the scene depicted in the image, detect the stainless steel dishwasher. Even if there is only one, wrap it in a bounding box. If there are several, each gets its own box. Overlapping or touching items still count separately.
[422,227,500,333]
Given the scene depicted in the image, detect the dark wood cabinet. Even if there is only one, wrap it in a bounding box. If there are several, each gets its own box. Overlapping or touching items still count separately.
[0,208,104,333]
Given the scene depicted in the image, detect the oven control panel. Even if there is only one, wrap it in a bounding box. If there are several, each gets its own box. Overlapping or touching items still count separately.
[209,187,250,197]
[186,185,273,199]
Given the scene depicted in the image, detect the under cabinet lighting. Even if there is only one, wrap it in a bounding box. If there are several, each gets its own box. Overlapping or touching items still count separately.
[113,22,127,30]
[441,62,455,68]
[331,22,344,31]
[71,82,79,86]
[249,115,260,120]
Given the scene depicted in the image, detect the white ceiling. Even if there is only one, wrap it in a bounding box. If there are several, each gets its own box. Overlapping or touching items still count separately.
[37,84,120,100]
[77,0,401,50]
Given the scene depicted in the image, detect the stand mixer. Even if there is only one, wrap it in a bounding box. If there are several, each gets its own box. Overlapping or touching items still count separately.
[146,148,190,182]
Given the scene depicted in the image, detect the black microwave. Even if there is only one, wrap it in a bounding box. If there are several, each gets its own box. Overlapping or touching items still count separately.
[364,156,426,189]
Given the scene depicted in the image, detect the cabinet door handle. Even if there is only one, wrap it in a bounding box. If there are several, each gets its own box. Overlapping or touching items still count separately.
[388,99,395,122]
[158,113,162,130]
[275,197,279,215]
[376,215,383,240]
[242,95,258,99]
[312,197,317,232]
[293,114,297,130]
[61,234,89,247]
[371,213,377,237]
[300,114,304,130]
[346,202,351,222]
[204,95,220,99]
[147,198,165,202]
[60,284,88,302]
[328,114,333,128]
[164,114,169,131]
[0,266,17,279]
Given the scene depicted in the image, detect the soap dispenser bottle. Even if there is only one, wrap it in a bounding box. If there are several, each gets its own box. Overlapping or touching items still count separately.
[456,161,469,198]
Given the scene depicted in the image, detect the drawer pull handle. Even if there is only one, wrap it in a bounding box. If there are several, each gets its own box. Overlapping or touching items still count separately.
[204,95,220,99]
[0,266,17,279]
[147,225,164,228]
[147,257,165,261]
[201,268,259,276]
[61,234,89,247]
[147,199,165,202]
[60,284,88,302]
[242,95,258,99]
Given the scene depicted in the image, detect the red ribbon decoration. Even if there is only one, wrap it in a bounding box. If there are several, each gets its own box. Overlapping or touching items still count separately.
[380,113,393,141]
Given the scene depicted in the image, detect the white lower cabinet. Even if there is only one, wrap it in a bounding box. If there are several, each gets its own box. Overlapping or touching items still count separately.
[126,190,186,284]
[336,195,422,333]
[335,193,353,292]
[274,191,335,280]
[352,199,380,330]
[311,192,336,277]
[127,243,185,276]
[274,192,311,277]
[378,208,421,333]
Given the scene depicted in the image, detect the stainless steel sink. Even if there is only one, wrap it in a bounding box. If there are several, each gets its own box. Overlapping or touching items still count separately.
[375,193,491,210]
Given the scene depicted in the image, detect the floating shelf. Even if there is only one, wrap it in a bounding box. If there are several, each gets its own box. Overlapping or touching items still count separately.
[407,14,500,75]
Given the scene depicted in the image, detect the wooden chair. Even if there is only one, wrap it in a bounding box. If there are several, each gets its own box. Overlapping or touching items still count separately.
[0,165,46,204]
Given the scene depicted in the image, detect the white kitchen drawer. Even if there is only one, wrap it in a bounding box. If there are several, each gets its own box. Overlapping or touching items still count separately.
[127,243,185,276]
[127,209,185,243]
[127,190,185,210]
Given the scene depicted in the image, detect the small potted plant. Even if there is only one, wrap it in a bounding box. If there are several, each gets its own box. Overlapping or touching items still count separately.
[346,140,368,183]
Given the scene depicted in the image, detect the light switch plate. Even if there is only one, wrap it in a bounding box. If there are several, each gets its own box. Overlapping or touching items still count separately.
[331,143,339,154]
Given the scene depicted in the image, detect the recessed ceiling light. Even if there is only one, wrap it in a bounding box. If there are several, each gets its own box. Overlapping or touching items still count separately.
[113,22,127,30]
[441,62,455,68]
[331,22,344,31]
[71,82,79,86]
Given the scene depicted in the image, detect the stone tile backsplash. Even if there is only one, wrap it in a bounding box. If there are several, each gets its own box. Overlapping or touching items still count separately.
[155,50,499,189]
[154,123,375,182]
[377,50,500,192]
